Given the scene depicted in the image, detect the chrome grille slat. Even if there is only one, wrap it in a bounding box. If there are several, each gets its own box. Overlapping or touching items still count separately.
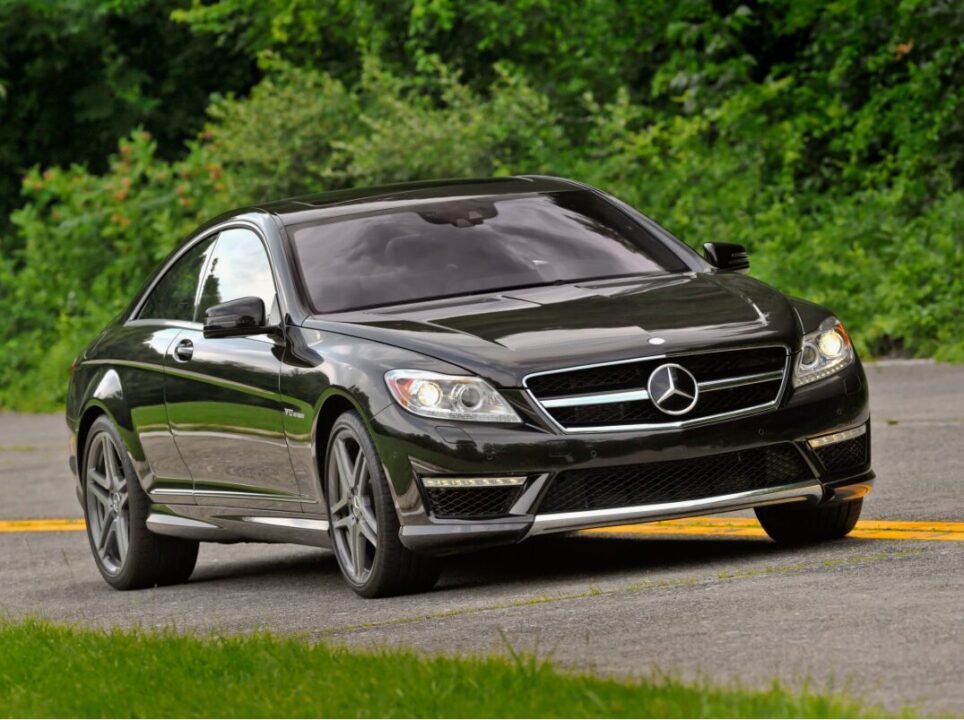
[525,346,789,433]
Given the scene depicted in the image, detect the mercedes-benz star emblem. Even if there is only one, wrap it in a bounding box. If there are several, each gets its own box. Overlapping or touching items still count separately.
[647,363,699,415]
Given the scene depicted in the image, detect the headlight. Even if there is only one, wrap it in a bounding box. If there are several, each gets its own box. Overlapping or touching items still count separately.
[384,370,521,423]
[793,318,854,387]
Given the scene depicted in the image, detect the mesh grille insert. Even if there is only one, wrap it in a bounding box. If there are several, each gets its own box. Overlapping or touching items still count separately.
[424,485,523,518]
[814,435,868,474]
[538,444,810,513]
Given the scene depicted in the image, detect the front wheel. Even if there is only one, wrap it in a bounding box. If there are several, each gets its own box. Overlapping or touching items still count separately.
[82,416,199,590]
[325,411,439,597]
[755,499,863,544]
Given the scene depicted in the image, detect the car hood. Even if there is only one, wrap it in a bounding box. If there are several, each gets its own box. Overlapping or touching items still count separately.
[302,272,801,388]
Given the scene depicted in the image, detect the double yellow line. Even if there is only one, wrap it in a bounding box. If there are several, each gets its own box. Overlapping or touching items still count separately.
[2,516,962,541]
[585,517,964,542]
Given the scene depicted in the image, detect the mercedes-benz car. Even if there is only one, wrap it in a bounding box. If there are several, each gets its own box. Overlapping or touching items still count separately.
[66,176,873,597]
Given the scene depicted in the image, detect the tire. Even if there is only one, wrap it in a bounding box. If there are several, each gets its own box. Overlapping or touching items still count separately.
[82,416,199,590]
[324,410,439,598]
[755,499,863,544]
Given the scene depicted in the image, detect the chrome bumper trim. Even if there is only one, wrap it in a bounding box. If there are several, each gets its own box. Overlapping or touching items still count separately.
[525,480,824,537]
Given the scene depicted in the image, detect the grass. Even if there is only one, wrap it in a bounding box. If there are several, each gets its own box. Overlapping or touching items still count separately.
[0,620,883,718]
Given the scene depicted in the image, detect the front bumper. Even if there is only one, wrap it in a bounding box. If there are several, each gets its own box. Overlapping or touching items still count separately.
[368,360,873,555]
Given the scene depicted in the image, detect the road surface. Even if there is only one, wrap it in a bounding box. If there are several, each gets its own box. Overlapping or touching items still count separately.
[1,361,961,714]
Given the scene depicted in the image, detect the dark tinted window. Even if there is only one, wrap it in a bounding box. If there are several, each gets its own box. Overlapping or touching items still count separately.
[196,228,279,323]
[139,238,216,321]
[290,191,688,313]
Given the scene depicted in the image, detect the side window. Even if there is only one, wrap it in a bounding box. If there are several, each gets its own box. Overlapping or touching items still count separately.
[138,237,216,321]
[195,228,279,324]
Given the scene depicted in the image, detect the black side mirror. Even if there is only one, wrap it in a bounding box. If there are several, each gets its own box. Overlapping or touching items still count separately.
[203,296,268,339]
[703,242,750,273]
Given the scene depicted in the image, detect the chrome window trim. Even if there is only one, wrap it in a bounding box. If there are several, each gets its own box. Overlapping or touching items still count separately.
[523,345,791,434]
[128,218,283,323]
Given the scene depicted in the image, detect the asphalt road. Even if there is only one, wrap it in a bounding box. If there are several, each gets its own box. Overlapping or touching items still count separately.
[1,361,961,714]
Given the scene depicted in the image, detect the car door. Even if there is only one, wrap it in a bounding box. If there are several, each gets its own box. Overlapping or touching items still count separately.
[98,235,218,504]
[163,227,304,508]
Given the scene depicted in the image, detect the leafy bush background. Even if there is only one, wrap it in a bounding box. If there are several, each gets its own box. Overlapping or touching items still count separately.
[0,0,961,411]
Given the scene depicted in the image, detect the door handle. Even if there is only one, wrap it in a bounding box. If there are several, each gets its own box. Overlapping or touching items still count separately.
[173,338,194,362]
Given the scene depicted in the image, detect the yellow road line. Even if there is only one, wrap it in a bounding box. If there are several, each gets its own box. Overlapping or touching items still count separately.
[1,516,962,542]
[0,518,86,533]
[584,517,964,542]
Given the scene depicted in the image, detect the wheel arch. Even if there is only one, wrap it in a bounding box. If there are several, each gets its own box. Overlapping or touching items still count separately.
[76,402,112,475]
[312,390,368,499]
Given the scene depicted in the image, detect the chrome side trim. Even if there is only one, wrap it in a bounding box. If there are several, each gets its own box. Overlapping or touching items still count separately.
[526,480,823,536]
[146,513,219,530]
[240,516,329,532]
[191,489,305,503]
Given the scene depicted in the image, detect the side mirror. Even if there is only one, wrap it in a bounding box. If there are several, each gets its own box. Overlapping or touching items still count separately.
[203,296,268,339]
[703,242,750,274]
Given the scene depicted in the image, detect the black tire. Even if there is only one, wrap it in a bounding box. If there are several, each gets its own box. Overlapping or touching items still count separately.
[82,416,199,590]
[324,410,439,598]
[755,499,863,544]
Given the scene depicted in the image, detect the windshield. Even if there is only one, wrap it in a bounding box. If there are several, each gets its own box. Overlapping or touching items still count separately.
[288,190,689,313]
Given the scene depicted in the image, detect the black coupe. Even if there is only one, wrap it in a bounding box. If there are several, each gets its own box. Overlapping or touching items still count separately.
[66,176,873,597]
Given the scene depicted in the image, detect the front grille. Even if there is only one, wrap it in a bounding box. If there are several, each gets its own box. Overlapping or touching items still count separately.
[424,486,523,518]
[814,435,868,474]
[527,346,788,431]
[537,444,810,513]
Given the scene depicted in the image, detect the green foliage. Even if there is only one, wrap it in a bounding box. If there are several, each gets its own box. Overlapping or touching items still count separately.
[0,0,258,234]
[0,131,229,410]
[0,0,961,411]
[0,619,882,717]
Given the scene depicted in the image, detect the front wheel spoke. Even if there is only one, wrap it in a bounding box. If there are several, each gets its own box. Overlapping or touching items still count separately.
[89,482,110,508]
[352,525,367,576]
[333,440,353,495]
[347,524,361,574]
[114,516,129,559]
[330,496,349,513]
[352,455,368,494]
[358,514,377,547]
[359,505,377,539]
[333,515,352,530]
[98,515,116,553]
[88,468,109,490]
[102,437,119,488]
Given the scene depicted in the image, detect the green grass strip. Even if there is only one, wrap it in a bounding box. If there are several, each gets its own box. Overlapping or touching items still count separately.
[0,619,883,718]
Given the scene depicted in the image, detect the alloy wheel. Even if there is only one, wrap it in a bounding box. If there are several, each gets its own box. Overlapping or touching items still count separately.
[327,427,378,584]
[85,432,131,575]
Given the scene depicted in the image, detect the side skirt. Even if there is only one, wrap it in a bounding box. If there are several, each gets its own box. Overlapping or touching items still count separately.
[146,504,332,548]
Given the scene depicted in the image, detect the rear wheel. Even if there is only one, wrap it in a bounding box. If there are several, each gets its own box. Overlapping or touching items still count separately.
[83,416,198,590]
[325,410,439,597]
[755,499,863,544]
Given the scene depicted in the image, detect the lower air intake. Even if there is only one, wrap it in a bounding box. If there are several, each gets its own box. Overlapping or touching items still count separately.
[424,485,523,519]
[814,435,868,474]
[537,444,810,513]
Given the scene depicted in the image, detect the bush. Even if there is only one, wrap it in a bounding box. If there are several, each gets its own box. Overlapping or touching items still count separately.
[0,42,961,411]
[0,131,230,410]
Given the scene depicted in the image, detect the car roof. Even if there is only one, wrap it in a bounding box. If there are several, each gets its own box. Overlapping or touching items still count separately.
[256,175,584,226]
